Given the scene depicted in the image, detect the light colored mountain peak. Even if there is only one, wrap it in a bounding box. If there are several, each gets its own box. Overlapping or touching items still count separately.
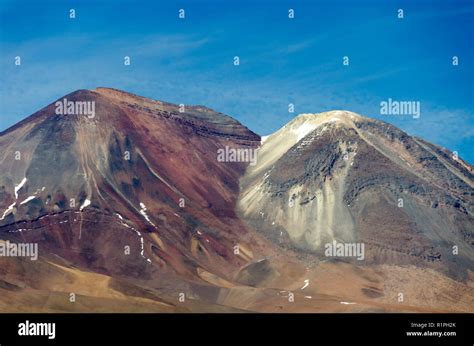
[246,111,364,180]
[284,110,365,132]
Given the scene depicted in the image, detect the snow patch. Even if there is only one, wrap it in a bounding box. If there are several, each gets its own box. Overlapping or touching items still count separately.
[0,202,16,220]
[116,214,152,265]
[19,196,36,205]
[139,202,156,227]
[14,178,27,199]
[79,199,91,211]
[292,122,317,142]
[301,279,310,290]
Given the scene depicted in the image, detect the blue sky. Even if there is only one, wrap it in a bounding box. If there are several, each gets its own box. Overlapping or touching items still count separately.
[1,0,473,162]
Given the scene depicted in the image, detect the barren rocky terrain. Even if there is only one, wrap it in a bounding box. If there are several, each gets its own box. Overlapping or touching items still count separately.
[0,89,472,312]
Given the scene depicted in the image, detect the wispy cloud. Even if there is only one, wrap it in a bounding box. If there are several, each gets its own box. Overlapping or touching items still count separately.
[1,0,472,163]
[280,37,324,54]
[126,34,210,58]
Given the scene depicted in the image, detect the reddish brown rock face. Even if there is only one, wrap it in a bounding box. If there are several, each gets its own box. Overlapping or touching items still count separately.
[0,90,472,313]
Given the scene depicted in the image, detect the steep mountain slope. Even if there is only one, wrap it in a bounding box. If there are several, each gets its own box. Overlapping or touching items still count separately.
[238,111,474,280]
[0,88,277,311]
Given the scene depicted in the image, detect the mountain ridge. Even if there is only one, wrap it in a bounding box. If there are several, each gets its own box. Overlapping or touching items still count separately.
[0,87,472,312]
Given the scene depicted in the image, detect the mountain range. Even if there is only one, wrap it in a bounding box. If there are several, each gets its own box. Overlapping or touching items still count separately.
[0,88,472,312]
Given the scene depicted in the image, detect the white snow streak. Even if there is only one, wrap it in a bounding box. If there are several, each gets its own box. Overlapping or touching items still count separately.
[139,202,156,227]
[79,199,91,211]
[0,203,16,220]
[301,279,310,290]
[14,178,27,200]
[19,196,36,205]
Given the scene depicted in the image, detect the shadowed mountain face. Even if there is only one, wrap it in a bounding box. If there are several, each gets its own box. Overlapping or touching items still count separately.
[0,89,473,312]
